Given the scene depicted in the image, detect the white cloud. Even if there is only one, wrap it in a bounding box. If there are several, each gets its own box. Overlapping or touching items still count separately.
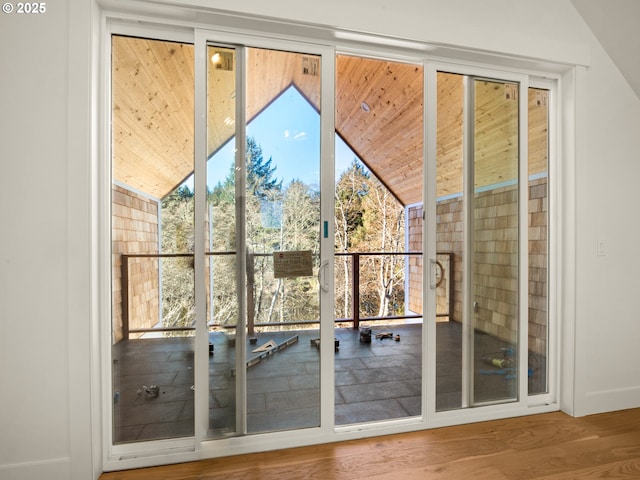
[283,129,307,141]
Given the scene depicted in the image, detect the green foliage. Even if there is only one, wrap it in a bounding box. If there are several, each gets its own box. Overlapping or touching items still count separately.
[335,159,369,252]
[160,186,195,329]
[158,138,407,329]
[206,137,319,326]
[334,158,406,318]
[246,137,282,199]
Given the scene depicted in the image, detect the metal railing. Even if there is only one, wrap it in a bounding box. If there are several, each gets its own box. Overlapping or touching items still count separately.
[334,252,423,329]
[119,250,429,339]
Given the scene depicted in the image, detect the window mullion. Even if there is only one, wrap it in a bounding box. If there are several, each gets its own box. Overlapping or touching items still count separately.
[194,29,209,446]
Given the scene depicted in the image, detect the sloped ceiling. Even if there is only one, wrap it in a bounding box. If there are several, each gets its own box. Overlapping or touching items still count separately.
[112,37,549,205]
[571,0,640,100]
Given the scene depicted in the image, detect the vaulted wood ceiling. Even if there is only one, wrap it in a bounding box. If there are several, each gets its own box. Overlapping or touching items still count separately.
[336,56,425,205]
[112,36,548,205]
[112,37,195,198]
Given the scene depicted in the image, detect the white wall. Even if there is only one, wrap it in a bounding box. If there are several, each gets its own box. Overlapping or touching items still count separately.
[0,1,73,479]
[1,0,639,478]
[181,0,591,65]
[0,1,96,478]
[574,38,640,415]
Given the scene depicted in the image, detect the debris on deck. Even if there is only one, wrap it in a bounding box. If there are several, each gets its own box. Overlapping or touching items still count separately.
[375,331,394,340]
[359,327,372,343]
[252,339,278,353]
[310,337,340,351]
[137,385,159,398]
[231,335,300,376]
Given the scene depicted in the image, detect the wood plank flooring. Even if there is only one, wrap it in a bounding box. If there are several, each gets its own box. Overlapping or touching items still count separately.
[100,408,640,479]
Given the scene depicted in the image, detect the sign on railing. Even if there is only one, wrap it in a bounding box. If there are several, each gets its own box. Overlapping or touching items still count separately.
[273,250,313,278]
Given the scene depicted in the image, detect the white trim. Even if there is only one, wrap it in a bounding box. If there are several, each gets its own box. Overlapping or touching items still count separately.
[528,76,557,408]
[319,42,337,436]
[424,62,555,417]
[559,65,581,416]
[68,0,100,478]
[96,0,591,67]
[193,29,208,446]
[192,28,336,440]
[463,73,473,408]
[0,457,71,479]
[101,14,115,465]
[235,44,248,436]
[106,16,194,43]
[103,19,201,465]
[424,62,437,420]
[518,74,531,406]
[104,401,560,472]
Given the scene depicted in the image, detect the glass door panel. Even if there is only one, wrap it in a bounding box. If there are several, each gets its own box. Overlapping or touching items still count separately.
[206,45,239,437]
[435,72,523,410]
[244,47,321,433]
[110,35,195,443]
[471,78,519,405]
[334,54,423,425]
[435,72,465,411]
[206,45,322,437]
[527,87,549,395]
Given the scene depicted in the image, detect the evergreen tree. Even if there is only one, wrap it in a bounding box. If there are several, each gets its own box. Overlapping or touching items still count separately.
[206,136,285,326]
[246,136,282,200]
[335,159,369,252]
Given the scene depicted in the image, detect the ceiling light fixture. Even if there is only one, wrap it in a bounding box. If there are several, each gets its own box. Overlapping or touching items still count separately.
[361,102,371,113]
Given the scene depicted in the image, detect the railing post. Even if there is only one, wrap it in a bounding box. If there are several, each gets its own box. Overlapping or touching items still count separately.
[246,250,255,336]
[121,254,130,340]
[352,253,360,329]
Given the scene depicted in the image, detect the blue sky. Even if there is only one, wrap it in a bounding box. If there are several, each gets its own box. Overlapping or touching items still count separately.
[204,85,359,191]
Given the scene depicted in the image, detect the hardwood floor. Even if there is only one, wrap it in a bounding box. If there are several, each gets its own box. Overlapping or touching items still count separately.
[100,408,640,479]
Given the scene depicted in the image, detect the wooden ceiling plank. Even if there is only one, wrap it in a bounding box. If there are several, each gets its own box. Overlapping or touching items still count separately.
[112,40,550,205]
[113,36,195,198]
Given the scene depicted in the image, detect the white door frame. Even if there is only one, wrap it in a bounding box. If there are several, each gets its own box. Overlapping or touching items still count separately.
[424,60,558,426]
[101,12,563,472]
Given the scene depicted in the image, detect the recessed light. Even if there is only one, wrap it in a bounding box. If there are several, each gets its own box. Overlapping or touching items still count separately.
[361,102,370,113]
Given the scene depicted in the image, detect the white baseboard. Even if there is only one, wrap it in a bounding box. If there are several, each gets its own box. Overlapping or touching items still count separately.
[584,386,640,415]
[0,457,70,480]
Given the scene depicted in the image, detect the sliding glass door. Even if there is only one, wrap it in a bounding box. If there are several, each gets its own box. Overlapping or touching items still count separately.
[107,24,555,466]
[334,54,424,425]
[470,77,520,406]
[431,66,550,412]
[110,35,196,444]
[205,43,325,437]
[110,31,333,448]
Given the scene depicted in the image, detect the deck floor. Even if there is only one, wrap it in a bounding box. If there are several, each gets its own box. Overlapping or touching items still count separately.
[112,322,545,443]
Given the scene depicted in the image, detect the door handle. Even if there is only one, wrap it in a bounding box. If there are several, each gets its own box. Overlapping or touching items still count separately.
[429,259,437,289]
[317,260,329,292]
